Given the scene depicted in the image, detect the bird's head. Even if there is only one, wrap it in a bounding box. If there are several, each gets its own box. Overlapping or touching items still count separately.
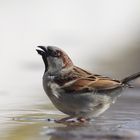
[36,46,73,74]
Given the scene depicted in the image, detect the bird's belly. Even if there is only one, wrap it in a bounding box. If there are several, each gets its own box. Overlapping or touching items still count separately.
[43,81,121,118]
[59,92,111,118]
[47,89,112,118]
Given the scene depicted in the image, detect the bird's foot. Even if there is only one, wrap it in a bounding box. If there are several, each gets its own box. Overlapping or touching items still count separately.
[77,117,90,123]
[55,116,75,123]
[55,116,90,124]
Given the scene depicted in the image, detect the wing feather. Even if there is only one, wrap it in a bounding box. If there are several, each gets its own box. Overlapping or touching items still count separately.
[60,66,122,93]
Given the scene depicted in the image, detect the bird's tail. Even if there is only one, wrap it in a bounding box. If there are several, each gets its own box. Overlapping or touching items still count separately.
[121,72,140,88]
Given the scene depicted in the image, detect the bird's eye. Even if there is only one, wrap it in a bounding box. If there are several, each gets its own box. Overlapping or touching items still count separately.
[56,51,61,56]
[49,50,61,57]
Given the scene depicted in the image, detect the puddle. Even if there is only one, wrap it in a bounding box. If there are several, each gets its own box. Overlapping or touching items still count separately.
[0,89,139,140]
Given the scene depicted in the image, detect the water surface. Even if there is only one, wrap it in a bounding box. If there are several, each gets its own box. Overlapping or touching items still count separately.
[0,87,140,140]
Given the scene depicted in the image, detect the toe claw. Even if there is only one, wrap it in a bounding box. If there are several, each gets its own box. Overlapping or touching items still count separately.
[77,117,90,123]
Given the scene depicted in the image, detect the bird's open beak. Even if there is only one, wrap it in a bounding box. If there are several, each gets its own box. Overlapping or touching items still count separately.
[36,46,48,56]
[36,46,48,72]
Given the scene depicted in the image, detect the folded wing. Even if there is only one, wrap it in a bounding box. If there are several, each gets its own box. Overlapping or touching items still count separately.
[61,66,122,93]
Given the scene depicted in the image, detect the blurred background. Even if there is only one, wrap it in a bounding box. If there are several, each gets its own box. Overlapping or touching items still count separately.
[0,0,140,140]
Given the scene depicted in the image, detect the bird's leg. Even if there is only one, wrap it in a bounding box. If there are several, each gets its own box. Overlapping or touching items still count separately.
[55,116,75,123]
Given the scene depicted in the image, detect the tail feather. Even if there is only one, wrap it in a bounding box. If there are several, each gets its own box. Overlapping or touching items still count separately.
[122,72,140,87]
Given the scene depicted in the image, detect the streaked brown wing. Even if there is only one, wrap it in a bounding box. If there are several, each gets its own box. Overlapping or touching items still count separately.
[57,66,122,93]
[88,78,121,90]
[61,76,122,93]
[72,66,93,77]
[54,66,93,86]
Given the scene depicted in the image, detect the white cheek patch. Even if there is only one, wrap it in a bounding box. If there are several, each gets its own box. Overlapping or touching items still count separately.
[47,57,64,73]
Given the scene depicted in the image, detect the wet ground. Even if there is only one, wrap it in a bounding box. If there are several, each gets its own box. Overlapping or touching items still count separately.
[0,87,140,140]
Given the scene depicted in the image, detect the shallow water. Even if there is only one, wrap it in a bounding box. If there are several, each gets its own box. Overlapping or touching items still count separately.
[0,87,140,140]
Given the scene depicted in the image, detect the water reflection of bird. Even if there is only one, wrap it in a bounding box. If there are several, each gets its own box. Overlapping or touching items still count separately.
[36,46,140,123]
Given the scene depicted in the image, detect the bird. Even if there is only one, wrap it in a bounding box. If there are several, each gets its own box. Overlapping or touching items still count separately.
[36,46,140,123]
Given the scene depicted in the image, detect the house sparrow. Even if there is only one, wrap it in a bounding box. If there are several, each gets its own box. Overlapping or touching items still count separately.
[36,46,140,123]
